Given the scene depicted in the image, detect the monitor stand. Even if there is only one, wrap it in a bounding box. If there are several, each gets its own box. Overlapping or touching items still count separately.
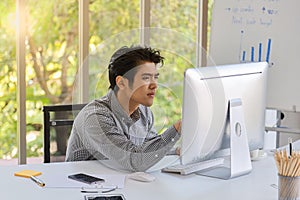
[196,98,252,179]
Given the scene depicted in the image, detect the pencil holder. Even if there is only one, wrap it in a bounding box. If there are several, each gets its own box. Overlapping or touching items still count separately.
[278,174,300,200]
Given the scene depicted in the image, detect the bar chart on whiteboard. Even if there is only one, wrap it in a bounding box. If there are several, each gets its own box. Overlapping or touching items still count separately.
[209,0,300,112]
[238,31,272,64]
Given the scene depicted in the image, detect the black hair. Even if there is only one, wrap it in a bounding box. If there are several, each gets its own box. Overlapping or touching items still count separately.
[108,45,164,90]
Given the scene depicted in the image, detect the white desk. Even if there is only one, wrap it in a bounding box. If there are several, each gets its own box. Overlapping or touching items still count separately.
[0,153,279,200]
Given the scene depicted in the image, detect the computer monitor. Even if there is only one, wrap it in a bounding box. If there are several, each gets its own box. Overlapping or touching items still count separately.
[180,62,268,166]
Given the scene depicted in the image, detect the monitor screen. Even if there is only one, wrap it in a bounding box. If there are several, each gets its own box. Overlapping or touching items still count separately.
[180,62,268,165]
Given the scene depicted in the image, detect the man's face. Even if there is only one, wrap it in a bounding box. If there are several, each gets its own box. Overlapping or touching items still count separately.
[126,62,159,108]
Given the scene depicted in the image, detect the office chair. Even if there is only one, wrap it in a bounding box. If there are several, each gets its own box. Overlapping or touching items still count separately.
[43,103,87,163]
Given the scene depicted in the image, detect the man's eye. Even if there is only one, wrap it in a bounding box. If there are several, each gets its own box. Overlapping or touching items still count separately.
[142,76,151,81]
[154,75,159,80]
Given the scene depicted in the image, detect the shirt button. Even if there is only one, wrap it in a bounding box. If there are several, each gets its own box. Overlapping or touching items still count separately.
[155,154,158,158]
[171,138,175,142]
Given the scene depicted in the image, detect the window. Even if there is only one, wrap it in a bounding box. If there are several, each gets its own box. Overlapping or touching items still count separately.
[25,0,79,161]
[87,0,140,101]
[0,1,17,161]
[0,0,206,164]
[150,0,198,132]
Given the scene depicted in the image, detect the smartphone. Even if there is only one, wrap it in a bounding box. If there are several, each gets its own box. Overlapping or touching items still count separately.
[84,194,125,200]
[68,173,105,185]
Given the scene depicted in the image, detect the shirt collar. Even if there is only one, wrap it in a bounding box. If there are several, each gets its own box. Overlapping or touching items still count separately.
[109,89,141,124]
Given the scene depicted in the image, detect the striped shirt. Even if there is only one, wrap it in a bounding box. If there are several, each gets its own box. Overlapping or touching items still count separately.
[65,89,180,172]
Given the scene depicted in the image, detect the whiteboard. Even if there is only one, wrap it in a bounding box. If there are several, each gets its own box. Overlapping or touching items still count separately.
[209,0,300,112]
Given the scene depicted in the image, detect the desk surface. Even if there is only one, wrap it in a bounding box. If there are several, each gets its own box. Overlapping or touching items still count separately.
[0,153,279,200]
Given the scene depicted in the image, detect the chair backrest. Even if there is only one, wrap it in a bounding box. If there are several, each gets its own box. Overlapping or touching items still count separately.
[43,103,87,163]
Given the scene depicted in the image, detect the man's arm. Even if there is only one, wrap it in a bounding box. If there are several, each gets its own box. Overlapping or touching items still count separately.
[79,105,180,172]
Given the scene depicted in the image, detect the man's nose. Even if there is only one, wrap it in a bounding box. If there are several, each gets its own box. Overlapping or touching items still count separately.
[149,80,157,89]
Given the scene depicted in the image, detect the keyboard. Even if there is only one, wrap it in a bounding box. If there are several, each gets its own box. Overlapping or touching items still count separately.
[161,157,225,175]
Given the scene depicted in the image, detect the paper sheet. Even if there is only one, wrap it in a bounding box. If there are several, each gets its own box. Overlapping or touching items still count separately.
[43,174,125,189]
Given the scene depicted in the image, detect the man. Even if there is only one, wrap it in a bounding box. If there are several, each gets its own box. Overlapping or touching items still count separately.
[66,45,181,172]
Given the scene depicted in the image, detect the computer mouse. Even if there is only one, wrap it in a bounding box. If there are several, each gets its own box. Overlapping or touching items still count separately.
[128,172,156,182]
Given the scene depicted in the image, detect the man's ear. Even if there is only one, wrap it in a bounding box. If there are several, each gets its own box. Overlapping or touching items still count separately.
[116,76,127,89]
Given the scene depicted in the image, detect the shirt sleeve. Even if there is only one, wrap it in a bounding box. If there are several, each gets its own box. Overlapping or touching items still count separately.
[77,104,180,172]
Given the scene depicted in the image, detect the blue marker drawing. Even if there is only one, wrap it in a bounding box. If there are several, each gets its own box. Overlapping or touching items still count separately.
[239,30,244,62]
[238,30,272,64]
[266,38,271,62]
[251,47,254,62]
[258,43,262,62]
[242,51,246,62]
